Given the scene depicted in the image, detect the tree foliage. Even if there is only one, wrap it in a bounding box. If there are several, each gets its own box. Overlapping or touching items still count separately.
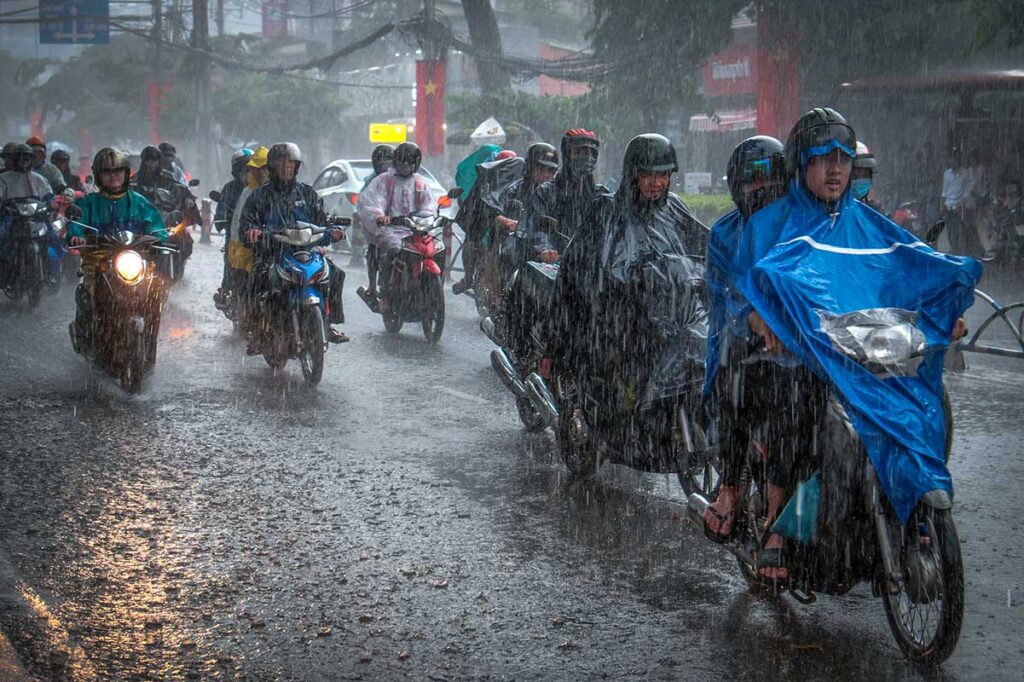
[212,71,348,142]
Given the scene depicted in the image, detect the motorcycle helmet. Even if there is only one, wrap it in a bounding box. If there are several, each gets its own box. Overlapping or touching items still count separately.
[50,148,71,165]
[496,149,517,160]
[231,147,254,177]
[561,128,600,176]
[8,143,35,173]
[525,142,559,170]
[784,107,856,178]
[247,146,269,169]
[141,145,162,162]
[92,147,131,194]
[25,135,46,152]
[393,142,422,178]
[727,135,787,218]
[851,140,876,200]
[370,144,395,176]
[267,142,302,184]
[623,133,678,175]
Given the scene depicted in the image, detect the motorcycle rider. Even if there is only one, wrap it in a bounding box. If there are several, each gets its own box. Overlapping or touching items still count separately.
[356,143,395,280]
[0,143,57,281]
[356,141,434,311]
[66,148,167,347]
[213,147,255,308]
[546,134,707,460]
[0,142,19,173]
[158,141,189,185]
[50,149,85,193]
[132,145,201,226]
[240,142,349,347]
[852,140,883,212]
[701,135,794,551]
[219,146,269,311]
[25,136,67,194]
[518,129,606,264]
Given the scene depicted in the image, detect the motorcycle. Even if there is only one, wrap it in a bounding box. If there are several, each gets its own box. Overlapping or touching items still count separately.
[249,218,350,386]
[1,197,62,307]
[681,314,964,666]
[68,218,178,393]
[482,255,559,432]
[357,191,458,344]
[136,181,198,282]
[520,248,708,480]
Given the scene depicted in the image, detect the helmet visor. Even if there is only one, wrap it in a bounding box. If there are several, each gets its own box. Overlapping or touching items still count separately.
[735,156,783,184]
[801,123,856,165]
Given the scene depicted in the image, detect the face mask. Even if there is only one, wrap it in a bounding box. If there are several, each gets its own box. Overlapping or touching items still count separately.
[569,153,597,176]
[852,178,872,199]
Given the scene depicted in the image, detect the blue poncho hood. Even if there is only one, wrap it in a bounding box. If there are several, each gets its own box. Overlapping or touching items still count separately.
[717,178,981,521]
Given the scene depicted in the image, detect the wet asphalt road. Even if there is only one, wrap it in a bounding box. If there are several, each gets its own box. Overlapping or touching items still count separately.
[0,238,1021,681]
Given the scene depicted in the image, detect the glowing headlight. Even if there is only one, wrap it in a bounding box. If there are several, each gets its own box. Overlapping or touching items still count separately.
[171,222,186,235]
[114,250,145,284]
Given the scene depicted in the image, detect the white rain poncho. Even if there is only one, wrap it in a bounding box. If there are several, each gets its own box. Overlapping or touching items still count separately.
[356,168,434,252]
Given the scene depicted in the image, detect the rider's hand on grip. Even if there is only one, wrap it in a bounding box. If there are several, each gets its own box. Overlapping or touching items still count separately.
[539,249,559,264]
[330,228,345,242]
[748,310,785,355]
[377,215,391,226]
[70,236,87,247]
[247,228,263,243]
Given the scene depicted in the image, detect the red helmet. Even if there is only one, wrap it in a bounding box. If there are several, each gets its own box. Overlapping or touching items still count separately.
[496,150,517,160]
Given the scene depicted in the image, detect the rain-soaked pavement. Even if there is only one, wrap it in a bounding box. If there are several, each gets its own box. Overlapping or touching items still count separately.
[0,238,1021,681]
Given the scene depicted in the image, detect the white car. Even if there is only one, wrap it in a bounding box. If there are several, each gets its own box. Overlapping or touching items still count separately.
[312,159,453,220]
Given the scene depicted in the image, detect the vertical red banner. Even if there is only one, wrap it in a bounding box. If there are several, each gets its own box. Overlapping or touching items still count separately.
[416,59,446,157]
[262,0,288,38]
[756,8,800,139]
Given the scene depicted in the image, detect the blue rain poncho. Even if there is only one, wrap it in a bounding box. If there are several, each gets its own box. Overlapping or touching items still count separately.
[723,178,980,521]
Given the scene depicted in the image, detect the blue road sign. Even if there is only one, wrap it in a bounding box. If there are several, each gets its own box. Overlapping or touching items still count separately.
[39,0,110,45]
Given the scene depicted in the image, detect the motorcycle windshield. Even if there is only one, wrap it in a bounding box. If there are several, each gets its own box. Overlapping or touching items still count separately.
[734,179,982,522]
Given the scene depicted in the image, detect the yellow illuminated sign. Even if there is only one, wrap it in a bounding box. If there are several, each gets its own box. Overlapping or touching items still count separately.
[369,123,407,144]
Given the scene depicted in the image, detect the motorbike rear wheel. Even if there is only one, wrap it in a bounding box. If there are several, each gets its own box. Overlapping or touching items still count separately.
[299,308,326,386]
[422,277,445,343]
[558,406,596,480]
[882,506,964,666]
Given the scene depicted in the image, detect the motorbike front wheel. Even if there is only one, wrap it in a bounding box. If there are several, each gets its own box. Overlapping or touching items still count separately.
[298,308,325,386]
[119,325,147,394]
[515,395,546,432]
[881,505,964,666]
[421,277,445,343]
[558,406,596,480]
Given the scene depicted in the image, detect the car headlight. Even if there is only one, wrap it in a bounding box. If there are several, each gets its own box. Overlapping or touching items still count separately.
[114,250,145,284]
[818,308,927,375]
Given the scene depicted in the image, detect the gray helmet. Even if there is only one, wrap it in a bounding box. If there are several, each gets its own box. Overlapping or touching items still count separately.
[525,142,559,170]
[267,142,302,168]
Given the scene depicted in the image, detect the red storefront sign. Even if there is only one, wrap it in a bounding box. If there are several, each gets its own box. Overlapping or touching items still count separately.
[415,60,446,156]
[703,46,757,96]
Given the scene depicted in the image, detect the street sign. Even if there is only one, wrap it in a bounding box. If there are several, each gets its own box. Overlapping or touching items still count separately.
[369,123,407,144]
[40,0,110,45]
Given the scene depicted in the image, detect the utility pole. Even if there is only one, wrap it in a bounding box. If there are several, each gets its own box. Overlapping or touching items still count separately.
[216,0,224,36]
[193,0,214,185]
[151,0,163,144]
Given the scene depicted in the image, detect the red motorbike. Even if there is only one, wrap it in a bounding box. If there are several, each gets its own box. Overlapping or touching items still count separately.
[358,191,458,343]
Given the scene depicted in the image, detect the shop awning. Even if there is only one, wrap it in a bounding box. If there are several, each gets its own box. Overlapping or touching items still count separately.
[689,108,757,133]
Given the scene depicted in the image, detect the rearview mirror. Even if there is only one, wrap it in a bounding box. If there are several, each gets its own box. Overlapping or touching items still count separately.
[209,190,222,202]
[189,178,200,187]
[925,220,945,245]
[447,187,463,201]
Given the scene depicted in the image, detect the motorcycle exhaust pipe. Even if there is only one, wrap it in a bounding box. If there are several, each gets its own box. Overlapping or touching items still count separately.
[490,348,526,398]
[525,372,558,427]
[479,316,499,345]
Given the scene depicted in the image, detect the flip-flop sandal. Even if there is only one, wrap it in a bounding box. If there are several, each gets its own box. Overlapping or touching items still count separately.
[702,506,736,545]
[753,547,790,587]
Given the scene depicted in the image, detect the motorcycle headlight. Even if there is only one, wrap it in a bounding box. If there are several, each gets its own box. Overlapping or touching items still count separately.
[171,222,186,236]
[17,202,40,217]
[818,308,927,376]
[114,250,145,285]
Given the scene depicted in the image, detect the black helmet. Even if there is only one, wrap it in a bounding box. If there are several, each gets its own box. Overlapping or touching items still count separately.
[727,135,787,217]
[525,142,559,170]
[784,107,856,177]
[8,143,35,173]
[92,147,131,193]
[158,141,176,157]
[50,148,71,164]
[141,145,161,162]
[371,144,395,176]
[623,133,678,177]
[393,142,421,178]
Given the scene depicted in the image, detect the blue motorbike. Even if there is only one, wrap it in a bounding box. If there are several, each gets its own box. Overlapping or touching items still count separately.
[251,220,349,386]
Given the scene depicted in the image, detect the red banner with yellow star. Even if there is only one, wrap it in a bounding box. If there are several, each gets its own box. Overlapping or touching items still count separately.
[416,60,446,156]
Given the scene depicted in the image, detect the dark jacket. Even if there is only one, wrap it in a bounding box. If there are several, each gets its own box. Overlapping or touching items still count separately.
[215,177,245,235]
[131,169,200,225]
[239,180,330,253]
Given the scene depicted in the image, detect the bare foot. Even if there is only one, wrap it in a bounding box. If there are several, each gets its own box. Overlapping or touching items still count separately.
[703,485,740,538]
